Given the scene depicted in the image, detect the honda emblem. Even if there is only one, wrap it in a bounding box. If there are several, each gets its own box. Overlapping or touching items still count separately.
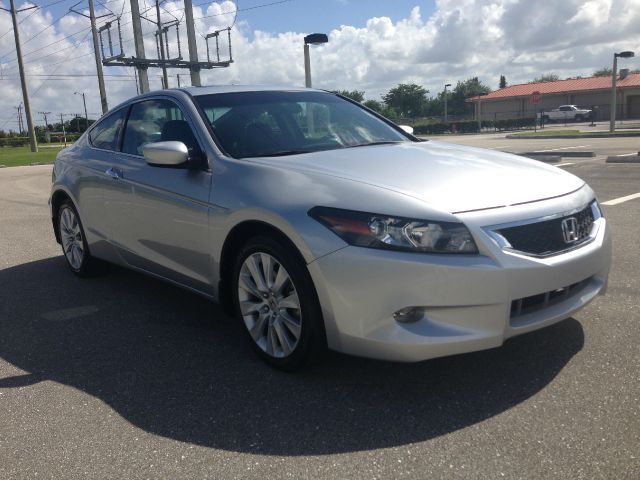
[561,217,579,243]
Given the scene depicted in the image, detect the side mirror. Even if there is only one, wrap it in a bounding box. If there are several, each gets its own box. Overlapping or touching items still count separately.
[399,125,414,135]
[143,141,189,167]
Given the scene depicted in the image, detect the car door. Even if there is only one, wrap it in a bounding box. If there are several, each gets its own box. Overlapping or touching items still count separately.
[75,106,128,261]
[106,97,214,292]
[559,106,571,121]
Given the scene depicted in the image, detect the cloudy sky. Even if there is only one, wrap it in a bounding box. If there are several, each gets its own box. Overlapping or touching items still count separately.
[1,0,639,130]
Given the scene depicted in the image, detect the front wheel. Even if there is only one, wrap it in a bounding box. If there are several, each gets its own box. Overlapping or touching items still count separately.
[575,114,584,122]
[57,200,103,277]
[232,236,326,370]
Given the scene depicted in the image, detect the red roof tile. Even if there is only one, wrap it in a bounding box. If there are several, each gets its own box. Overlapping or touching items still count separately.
[468,73,640,102]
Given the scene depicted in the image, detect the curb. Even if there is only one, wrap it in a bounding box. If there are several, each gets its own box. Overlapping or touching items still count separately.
[518,151,595,158]
[506,132,640,139]
[521,155,562,163]
[606,155,640,163]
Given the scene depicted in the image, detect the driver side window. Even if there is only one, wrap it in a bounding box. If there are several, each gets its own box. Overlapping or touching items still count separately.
[122,99,201,157]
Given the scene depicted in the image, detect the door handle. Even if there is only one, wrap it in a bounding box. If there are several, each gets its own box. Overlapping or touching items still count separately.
[105,167,121,179]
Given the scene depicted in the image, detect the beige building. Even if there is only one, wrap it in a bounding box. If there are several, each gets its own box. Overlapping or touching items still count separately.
[468,73,640,121]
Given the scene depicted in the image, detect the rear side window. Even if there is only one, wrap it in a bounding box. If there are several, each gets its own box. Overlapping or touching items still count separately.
[122,99,200,156]
[89,108,127,151]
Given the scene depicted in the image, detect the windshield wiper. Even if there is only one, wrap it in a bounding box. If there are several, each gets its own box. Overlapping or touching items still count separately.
[246,149,314,158]
[343,141,403,149]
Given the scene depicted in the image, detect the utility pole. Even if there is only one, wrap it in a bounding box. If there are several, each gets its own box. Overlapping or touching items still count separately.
[443,83,451,122]
[38,111,51,142]
[184,0,201,86]
[75,92,89,130]
[154,0,169,90]
[130,0,149,93]
[3,0,38,151]
[59,113,67,146]
[87,0,109,113]
[15,105,23,134]
[133,69,139,94]
[101,0,231,86]
[176,73,181,87]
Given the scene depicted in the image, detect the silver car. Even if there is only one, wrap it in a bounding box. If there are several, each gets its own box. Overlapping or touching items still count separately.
[50,86,611,370]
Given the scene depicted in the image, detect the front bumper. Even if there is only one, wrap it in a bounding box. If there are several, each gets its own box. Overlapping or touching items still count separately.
[307,199,611,362]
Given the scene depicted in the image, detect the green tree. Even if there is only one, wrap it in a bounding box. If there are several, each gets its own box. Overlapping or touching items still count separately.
[499,75,507,88]
[533,73,560,83]
[363,99,384,112]
[593,67,613,77]
[447,77,491,116]
[381,106,398,120]
[333,90,365,102]
[382,83,429,118]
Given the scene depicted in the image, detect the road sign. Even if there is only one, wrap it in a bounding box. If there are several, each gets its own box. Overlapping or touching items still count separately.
[531,91,541,104]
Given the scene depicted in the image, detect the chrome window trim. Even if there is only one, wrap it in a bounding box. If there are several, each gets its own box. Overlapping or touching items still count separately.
[86,105,129,153]
[121,96,207,159]
[482,200,602,258]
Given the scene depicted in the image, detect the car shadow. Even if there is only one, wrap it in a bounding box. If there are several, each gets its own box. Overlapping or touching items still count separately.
[0,256,584,455]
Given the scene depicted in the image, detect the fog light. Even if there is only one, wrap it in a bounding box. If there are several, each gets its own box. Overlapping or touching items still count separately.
[393,307,425,323]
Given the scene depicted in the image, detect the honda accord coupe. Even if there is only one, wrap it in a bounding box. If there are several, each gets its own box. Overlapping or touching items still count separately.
[50,86,611,370]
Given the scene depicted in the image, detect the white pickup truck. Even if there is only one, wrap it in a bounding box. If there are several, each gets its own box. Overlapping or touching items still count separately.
[539,105,592,122]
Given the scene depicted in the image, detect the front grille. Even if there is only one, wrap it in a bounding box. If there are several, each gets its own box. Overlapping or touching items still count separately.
[496,204,595,256]
[510,277,592,319]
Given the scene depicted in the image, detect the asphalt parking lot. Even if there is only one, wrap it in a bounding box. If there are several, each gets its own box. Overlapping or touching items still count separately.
[1,134,639,479]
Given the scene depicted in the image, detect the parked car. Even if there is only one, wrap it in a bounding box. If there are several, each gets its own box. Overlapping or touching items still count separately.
[50,86,611,370]
[539,105,592,122]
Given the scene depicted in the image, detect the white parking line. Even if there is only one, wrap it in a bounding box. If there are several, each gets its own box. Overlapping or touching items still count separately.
[601,192,640,206]
[533,145,591,152]
[612,152,639,157]
[555,163,575,167]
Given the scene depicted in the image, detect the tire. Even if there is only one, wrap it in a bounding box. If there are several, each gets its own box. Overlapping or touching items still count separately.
[57,200,104,277]
[231,235,326,371]
[575,115,584,122]
[542,115,550,123]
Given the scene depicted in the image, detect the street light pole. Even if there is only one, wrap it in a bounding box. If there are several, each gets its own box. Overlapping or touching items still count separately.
[303,33,328,88]
[303,43,311,88]
[610,51,635,132]
[443,83,451,122]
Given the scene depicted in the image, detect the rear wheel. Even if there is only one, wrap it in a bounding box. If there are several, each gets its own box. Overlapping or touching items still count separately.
[57,200,103,277]
[232,236,325,370]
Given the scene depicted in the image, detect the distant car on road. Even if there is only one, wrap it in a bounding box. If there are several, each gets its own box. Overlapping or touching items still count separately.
[539,105,592,123]
[49,86,611,370]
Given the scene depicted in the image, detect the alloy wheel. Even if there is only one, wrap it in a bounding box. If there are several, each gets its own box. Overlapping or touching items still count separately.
[59,206,84,271]
[237,252,302,358]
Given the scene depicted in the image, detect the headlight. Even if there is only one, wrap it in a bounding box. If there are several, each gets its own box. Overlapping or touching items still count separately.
[309,207,478,254]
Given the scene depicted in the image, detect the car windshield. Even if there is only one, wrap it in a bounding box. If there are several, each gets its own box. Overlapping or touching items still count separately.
[194,90,411,159]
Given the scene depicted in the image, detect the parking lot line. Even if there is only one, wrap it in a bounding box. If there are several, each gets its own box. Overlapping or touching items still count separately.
[612,153,639,157]
[555,163,575,167]
[601,192,640,206]
[533,145,591,152]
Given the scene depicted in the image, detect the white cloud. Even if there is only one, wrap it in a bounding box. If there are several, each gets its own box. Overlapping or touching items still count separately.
[1,0,640,130]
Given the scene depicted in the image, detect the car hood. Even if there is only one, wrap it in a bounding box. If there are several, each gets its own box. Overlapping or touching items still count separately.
[255,140,585,213]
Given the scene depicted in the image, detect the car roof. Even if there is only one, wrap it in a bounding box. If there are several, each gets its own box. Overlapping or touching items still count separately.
[177,84,326,96]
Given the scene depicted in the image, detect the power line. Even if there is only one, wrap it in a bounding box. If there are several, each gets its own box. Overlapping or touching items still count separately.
[0,8,73,61]
[2,72,134,77]
[1,0,291,92]
[30,29,92,97]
